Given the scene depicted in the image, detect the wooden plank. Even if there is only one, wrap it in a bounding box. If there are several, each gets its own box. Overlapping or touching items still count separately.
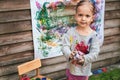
[105,1,120,11]
[40,62,67,75]
[96,50,120,62]
[0,10,31,23]
[105,10,120,20]
[41,55,66,66]
[0,31,32,46]
[17,59,41,76]
[0,41,33,57]
[92,56,120,69]
[104,35,120,45]
[105,19,120,28]
[100,42,120,53]
[0,62,67,76]
[104,27,120,37]
[45,70,66,80]
[0,51,33,66]
[0,0,30,12]
[0,74,18,80]
[0,20,32,35]
[0,63,20,76]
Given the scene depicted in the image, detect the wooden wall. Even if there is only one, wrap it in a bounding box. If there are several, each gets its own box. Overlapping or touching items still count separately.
[0,0,120,80]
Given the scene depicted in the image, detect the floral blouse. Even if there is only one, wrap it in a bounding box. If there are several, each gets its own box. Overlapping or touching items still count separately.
[62,27,100,76]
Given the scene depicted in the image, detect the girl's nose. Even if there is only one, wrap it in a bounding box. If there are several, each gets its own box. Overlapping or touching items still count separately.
[82,16,86,20]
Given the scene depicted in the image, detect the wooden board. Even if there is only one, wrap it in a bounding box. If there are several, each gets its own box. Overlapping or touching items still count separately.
[0,21,32,34]
[0,31,32,46]
[0,41,33,56]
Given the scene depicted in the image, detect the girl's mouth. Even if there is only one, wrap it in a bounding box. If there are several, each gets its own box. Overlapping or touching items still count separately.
[80,22,87,24]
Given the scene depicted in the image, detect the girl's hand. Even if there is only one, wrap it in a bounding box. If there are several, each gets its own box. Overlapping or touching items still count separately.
[69,51,76,60]
[70,56,84,66]
[77,56,85,65]
[71,59,78,66]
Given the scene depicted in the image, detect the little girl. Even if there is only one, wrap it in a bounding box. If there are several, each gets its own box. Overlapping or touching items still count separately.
[62,0,100,80]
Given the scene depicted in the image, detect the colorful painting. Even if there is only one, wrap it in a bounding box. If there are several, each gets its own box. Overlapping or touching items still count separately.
[30,0,105,59]
[90,0,105,46]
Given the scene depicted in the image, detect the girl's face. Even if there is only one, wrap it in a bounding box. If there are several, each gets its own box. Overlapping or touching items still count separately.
[75,5,94,28]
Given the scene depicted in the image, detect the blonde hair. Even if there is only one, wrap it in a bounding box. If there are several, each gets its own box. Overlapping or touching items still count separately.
[76,0,96,15]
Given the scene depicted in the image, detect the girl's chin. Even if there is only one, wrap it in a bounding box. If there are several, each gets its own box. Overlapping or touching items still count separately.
[77,24,90,28]
[78,25,87,28]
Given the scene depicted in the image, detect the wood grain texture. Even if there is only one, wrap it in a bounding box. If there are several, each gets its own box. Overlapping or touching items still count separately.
[92,56,120,69]
[105,19,120,28]
[0,41,33,56]
[0,0,30,12]
[105,10,120,20]
[96,50,120,62]
[104,34,120,45]
[104,27,120,37]
[0,20,32,34]
[0,10,31,23]
[100,42,120,53]
[105,1,120,11]
[0,51,33,66]
[0,31,32,46]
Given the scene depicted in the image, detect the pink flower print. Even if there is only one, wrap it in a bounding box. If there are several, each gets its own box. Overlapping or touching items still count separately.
[75,41,89,54]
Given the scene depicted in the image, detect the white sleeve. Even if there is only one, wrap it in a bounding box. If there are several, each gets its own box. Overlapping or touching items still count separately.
[83,34,100,66]
[62,33,72,60]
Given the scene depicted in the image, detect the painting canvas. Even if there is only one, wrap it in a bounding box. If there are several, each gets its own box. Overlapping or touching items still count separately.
[30,0,105,59]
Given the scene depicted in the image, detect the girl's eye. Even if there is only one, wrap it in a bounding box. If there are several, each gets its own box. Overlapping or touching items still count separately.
[78,14,82,16]
[86,15,90,17]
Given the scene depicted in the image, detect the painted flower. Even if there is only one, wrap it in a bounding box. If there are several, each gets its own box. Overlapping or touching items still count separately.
[36,1,41,10]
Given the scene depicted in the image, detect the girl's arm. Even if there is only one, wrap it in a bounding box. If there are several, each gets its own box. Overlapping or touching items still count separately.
[62,33,72,60]
[83,33,100,66]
